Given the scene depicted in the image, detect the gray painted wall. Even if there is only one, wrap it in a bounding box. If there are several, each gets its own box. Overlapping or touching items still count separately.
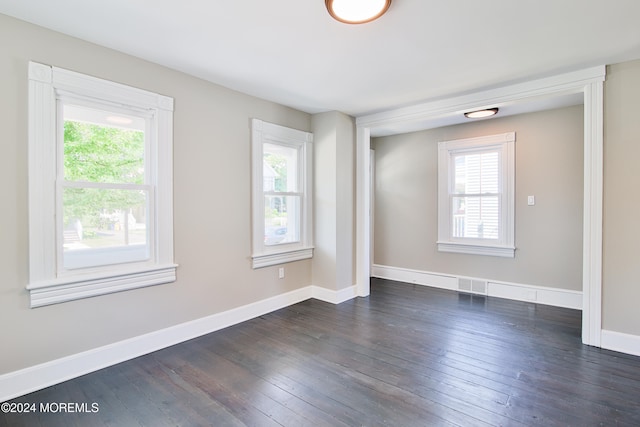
[0,14,312,374]
[372,105,584,291]
[603,60,640,336]
[312,111,356,291]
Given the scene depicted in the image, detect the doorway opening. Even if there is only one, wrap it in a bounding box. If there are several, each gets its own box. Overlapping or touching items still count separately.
[355,66,605,347]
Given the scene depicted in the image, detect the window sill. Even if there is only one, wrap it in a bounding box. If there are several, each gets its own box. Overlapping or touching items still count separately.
[26,264,178,308]
[252,247,313,269]
[437,242,515,258]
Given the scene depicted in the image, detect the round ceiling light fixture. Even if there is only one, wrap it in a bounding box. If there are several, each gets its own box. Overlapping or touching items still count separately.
[464,108,499,119]
[326,0,392,24]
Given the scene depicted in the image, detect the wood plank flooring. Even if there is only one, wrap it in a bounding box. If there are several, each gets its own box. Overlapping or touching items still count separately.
[3,278,640,426]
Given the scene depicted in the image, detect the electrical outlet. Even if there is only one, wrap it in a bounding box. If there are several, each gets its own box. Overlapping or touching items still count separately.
[278,267,285,279]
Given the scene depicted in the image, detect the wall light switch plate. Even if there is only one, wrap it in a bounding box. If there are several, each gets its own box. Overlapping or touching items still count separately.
[527,195,535,206]
[278,267,285,279]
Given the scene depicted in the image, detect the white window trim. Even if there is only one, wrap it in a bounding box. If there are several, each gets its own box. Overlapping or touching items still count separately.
[251,119,313,268]
[27,61,177,307]
[437,132,515,258]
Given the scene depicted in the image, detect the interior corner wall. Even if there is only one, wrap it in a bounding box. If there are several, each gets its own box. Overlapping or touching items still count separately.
[0,13,312,375]
[602,59,640,336]
[372,105,584,291]
[311,111,356,291]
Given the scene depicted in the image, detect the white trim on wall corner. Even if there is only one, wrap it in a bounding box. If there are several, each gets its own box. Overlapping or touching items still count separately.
[601,330,640,357]
[371,264,582,310]
[312,285,359,304]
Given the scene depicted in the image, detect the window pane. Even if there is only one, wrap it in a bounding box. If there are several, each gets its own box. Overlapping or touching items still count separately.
[63,105,145,184]
[263,143,298,192]
[454,151,499,194]
[63,187,148,254]
[452,196,499,240]
[264,195,300,245]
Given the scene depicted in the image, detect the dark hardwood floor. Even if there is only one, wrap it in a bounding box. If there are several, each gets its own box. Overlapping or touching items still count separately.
[3,278,640,426]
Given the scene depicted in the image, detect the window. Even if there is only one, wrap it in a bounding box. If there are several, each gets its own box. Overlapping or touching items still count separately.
[27,62,176,307]
[61,104,150,269]
[437,132,515,257]
[251,119,313,268]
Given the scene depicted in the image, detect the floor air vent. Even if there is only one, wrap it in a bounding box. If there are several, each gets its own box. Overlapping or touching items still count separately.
[458,278,487,295]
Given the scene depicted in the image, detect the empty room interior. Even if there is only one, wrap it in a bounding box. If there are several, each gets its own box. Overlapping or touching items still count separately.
[1,1,640,425]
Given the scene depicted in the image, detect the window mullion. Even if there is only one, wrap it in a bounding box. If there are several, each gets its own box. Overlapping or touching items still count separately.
[454,192,500,197]
[263,191,303,197]
[61,180,151,191]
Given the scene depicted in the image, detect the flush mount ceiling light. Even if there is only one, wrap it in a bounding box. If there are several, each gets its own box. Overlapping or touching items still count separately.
[326,0,392,24]
[464,108,499,119]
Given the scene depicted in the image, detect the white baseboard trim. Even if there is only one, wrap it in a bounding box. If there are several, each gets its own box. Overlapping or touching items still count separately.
[371,264,582,310]
[487,281,582,310]
[1,284,361,403]
[601,330,640,357]
[371,264,458,291]
[1,286,315,402]
[312,284,359,304]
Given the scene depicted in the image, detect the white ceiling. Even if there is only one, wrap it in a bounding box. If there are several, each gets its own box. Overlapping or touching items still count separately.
[1,0,639,118]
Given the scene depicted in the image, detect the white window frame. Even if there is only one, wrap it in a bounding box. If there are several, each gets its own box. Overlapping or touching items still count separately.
[27,61,176,307]
[251,119,313,268]
[437,132,515,257]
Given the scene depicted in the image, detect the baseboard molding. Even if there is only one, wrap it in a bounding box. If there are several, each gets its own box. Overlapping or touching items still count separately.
[312,284,359,304]
[372,264,582,310]
[601,330,640,357]
[1,283,362,403]
[372,264,458,290]
[3,286,321,402]
[488,281,582,309]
